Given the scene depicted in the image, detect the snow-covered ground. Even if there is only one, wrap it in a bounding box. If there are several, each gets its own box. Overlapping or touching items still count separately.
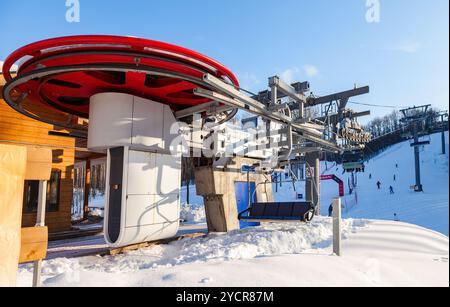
[17,218,448,287]
[16,132,448,287]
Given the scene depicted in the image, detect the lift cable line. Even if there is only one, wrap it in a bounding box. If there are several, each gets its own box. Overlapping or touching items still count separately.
[348,101,400,109]
[309,89,400,109]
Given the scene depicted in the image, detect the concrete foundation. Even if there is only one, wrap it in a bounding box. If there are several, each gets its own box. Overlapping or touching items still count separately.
[195,157,273,233]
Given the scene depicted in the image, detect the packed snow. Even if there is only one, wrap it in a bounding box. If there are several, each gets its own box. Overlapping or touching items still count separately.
[17,219,448,287]
[22,218,365,274]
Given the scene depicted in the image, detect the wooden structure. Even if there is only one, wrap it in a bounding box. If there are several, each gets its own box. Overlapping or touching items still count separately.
[0,73,75,233]
[20,147,52,285]
[0,144,51,287]
[0,144,27,286]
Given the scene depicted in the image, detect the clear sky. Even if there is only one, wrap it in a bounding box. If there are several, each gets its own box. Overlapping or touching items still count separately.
[0,0,448,122]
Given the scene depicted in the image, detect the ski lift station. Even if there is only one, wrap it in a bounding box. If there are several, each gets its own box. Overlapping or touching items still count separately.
[0,35,375,286]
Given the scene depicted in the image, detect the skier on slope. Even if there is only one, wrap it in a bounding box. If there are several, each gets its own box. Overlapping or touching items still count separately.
[389,186,395,194]
[376,181,381,190]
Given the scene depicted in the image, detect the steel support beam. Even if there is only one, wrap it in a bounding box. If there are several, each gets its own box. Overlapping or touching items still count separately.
[307,86,370,106]
[202,74,267,110]
[305,151,320,214]
[174,101,218,119]
[194,83,341,153]
[195,88,339,152]
[291,147,322,156]
[252,81,310,103]
[268,76,306,104]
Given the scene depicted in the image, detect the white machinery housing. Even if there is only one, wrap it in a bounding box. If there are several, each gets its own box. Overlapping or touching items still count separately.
[88,93,181,247]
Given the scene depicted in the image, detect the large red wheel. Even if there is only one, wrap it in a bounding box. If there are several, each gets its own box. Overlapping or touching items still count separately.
[2,35,239,127]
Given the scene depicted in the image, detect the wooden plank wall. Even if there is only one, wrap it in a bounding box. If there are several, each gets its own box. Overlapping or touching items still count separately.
[0,74,75,232]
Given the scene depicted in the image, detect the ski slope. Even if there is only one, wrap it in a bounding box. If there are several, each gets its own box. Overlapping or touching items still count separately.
[273,132,449,236]
[321,131,449,236]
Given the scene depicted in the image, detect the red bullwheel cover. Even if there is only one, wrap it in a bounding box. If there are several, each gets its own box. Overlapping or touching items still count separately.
[2,35,239,126]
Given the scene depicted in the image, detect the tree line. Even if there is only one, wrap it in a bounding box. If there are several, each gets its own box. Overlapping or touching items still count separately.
[363,107,444,138]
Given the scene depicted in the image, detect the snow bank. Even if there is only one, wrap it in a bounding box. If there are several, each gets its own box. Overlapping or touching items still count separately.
[149,217,367,266]
[17,219,448,287]
[18,217,369,278]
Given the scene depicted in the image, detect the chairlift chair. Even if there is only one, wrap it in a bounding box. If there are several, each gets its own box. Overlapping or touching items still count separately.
[342,150,366,173]
[238,170,316,223]
[238,201,316,223]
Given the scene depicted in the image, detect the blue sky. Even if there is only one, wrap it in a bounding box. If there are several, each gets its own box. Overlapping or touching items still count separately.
[0,0,448,121]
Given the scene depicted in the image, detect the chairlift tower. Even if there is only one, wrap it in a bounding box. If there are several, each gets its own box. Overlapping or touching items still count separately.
[400,105,432,192]
[438,111,448,155]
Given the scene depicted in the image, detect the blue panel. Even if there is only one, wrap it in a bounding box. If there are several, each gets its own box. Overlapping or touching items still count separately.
[241,165,256,173]
[235,181,260,228]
